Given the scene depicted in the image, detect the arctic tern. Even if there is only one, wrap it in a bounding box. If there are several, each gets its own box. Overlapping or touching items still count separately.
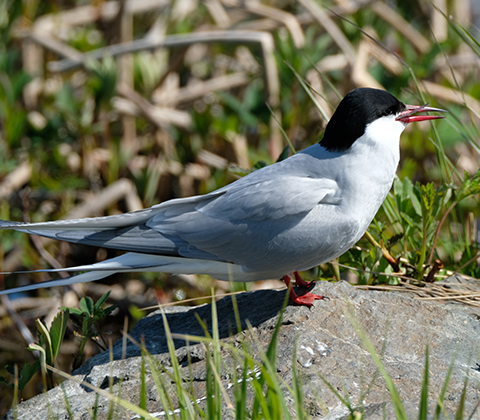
[0,88,445,306]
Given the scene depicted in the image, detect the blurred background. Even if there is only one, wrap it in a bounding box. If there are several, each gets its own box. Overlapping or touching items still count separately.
[0,0,479,413]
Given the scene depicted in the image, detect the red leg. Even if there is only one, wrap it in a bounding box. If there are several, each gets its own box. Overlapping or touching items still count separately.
[282,274,325,307]
[293,271,314,289]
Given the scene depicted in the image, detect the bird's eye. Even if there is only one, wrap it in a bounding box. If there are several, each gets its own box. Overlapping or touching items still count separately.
[381,106,395,117]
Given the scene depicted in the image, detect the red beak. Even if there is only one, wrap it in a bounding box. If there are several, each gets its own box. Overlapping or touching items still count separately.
[396,104,447,123]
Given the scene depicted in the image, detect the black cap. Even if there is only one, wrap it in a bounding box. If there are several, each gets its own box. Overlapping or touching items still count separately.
[321,88,406,152]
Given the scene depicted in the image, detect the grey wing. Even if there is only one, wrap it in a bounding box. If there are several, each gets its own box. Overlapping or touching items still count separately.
[0,174,339,269]
[146,174,340,268]
[0,192,227,259]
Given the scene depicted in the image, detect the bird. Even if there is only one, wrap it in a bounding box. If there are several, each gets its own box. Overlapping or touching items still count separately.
[0,88,446,306]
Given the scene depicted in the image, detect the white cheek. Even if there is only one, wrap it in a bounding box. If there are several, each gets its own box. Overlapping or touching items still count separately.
[363,116,404,149]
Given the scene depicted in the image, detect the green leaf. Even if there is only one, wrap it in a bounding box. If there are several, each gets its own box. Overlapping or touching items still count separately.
[420,183,436,213]
[81,316,95,338]
[79,296,94,315]
[227,164,253,177]
[61,306,83,316]
[276,145,290,163]
[94,291,111,310]
[460,169,480,199]
[49,310,69,360]
[253,160,267,170]
[217,91,259,127]
[0,360,41,390]
[399,211,417,229]
[4,364,15,377]
[18,360,41,390]
[0,376,11,388]
[100,305,117,318]
[408,181,422,217]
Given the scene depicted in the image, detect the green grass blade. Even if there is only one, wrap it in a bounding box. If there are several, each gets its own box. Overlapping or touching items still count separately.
[285,61,330,122]
[247,321,293,419]
[145,353,175,420]
[418,345,429,420]
[211,292,222,418]
[251,371,272,420]
[160,309,194,420]
[184,339,205,418]
[205,346,215,418]
[234,355,248,420]
[266,102,296,154]
[455,375,468,420]
[291,344,307,420]
[251,289,291,418]
[317,372,352,412]
[139,348,147,418]
[251,291,289,418]
[346,310,408,420]
[228,270,244,336]
[434,350,457,420]
[46,364,159,420]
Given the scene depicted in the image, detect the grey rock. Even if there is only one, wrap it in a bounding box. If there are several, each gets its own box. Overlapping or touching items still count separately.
[3,280,480,419]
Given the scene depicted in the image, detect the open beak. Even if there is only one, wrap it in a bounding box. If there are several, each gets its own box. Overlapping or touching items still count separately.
[396,104,447,123]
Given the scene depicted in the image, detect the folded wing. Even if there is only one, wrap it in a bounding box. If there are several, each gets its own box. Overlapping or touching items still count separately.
[1,156,341,276]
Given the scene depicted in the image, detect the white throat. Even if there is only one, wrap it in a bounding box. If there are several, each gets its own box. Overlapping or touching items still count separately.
[350,115,404,171]
[363,115,405,149]
[336,115,404,218]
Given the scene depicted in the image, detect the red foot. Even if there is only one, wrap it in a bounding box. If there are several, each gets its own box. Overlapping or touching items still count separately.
[282,274,326,308]
[289,291,324,307]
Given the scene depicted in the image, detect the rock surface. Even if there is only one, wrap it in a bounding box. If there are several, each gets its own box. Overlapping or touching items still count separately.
[3,280,480,419]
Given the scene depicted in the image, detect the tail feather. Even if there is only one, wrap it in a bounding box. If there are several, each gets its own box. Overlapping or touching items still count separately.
[0,208,155,232]
[0,252,254,295]
[0,270,117,296]
[1,252,178,275]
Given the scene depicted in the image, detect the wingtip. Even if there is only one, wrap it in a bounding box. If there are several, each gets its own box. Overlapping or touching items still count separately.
[0,220,25,229]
